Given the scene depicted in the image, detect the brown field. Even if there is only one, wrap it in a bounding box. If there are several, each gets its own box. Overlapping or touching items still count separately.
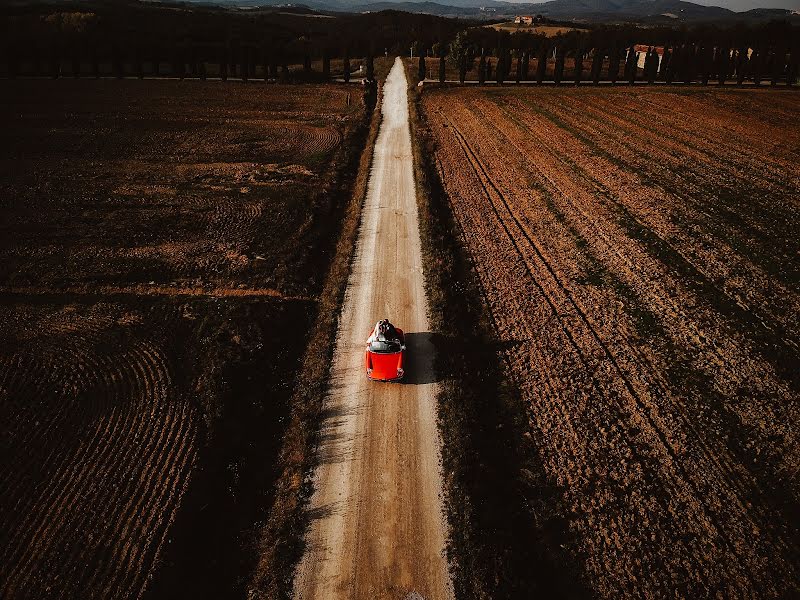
[488,22,587,36]
[421,86,800,597]
[0,80,365,599]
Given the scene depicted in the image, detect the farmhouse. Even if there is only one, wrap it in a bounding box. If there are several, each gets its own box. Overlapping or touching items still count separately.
[514,15,534,25]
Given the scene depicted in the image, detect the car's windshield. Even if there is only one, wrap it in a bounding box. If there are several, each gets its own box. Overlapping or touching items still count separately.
[369,340,402,354]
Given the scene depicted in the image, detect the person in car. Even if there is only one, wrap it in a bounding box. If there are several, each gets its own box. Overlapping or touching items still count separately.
[369,319,400,342]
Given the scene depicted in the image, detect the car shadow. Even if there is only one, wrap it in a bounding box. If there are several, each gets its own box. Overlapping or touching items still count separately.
[399,331,441,385]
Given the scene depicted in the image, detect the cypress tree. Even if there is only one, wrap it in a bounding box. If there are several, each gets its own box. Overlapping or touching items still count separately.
[486,57,492,81]
[478,51,486,84]
[590,48,602,84]
[516,50,522,84]
[269,54,278,79]
[178,45,186,80]
[735,48,746,86]
[458,53,467,84]
[687,44,699,83]
[496,48,504,84]
[608,47,619,84]
[536,46,547,83]
[366,52,375,81]
[574,48,583,85]
[90,44,100,78]
[241,45,249,82]
[7,43,17,79]
[439,53,445,84]
[30,43,41,76]
[303,51,312,74]
[769,50,780,86]
[698,46,707,85]
[280,62,289,83]
[752,49,762,85]
[365,79,378,110]
[199,60,207,81]
[682,45,692,83]
[418,53,425,82]
[554,48,564,84]
[151,47,159,77]
[652,48,660,82]
[675,45,684,82]
[322,51,330,79]
[220,46,228,81]
[135,46,143,79]
[668,45,680,83]
[647,48,658,84]
[113,44,124,79]
[522,50,530,81]
[49,41,60,79]
[717,47,729,85]
[171,45,179,79]
[229,41,237,78]
[70,42,80,78]
[187,44,195,78]
[625,45,637,84]
[660,46,672,81]
[787,50,797,87]
[343,51,350,83]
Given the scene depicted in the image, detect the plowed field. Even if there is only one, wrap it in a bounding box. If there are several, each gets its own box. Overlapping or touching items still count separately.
[421,86,799,598]
[0,80,364,599]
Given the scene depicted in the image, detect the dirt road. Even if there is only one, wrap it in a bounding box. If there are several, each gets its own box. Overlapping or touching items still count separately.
[294,58,452,600]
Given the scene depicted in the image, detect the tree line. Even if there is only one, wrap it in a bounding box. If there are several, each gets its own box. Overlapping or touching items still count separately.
[416,23,799,86]
[0,1,467,81]
[1,1,797,86]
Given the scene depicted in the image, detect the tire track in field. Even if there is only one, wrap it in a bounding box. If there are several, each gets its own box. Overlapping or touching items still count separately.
[439,108,746,552]
[424,96,800,589]
[545,93,800,289]
[429,113,707,595]
[513,95,800,380]
[482,93,798,400]
[451,96,799,568]
[0,305,198,600]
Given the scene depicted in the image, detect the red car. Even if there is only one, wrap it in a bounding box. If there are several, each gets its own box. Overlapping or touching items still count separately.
[365,327,405,382]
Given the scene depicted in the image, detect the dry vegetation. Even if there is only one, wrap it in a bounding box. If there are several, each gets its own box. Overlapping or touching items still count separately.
[420,85,799,597]
[0,79,366,599]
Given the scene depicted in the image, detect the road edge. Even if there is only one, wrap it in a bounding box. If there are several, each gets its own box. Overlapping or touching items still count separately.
[247,81,383,600]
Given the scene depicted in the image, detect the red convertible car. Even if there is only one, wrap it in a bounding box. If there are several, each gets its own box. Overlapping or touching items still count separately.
[365,322,405,382]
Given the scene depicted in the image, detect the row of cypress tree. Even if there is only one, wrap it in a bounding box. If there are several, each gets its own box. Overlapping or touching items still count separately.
[421,43,798,86]
[2,42,379,82]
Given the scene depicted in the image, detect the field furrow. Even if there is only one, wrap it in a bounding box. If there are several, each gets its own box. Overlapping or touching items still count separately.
[1,79,366,599]
[422,86,800,598]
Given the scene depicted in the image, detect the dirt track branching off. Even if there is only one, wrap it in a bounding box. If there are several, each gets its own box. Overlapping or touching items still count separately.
[0,79,370,599]
[419,85,799,598]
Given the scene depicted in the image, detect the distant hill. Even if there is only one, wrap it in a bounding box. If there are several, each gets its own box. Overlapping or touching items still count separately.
[197,0,797,22]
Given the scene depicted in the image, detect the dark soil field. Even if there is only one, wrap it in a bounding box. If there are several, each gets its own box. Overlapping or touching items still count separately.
[420,85,800,598]
[0,80,366,599]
